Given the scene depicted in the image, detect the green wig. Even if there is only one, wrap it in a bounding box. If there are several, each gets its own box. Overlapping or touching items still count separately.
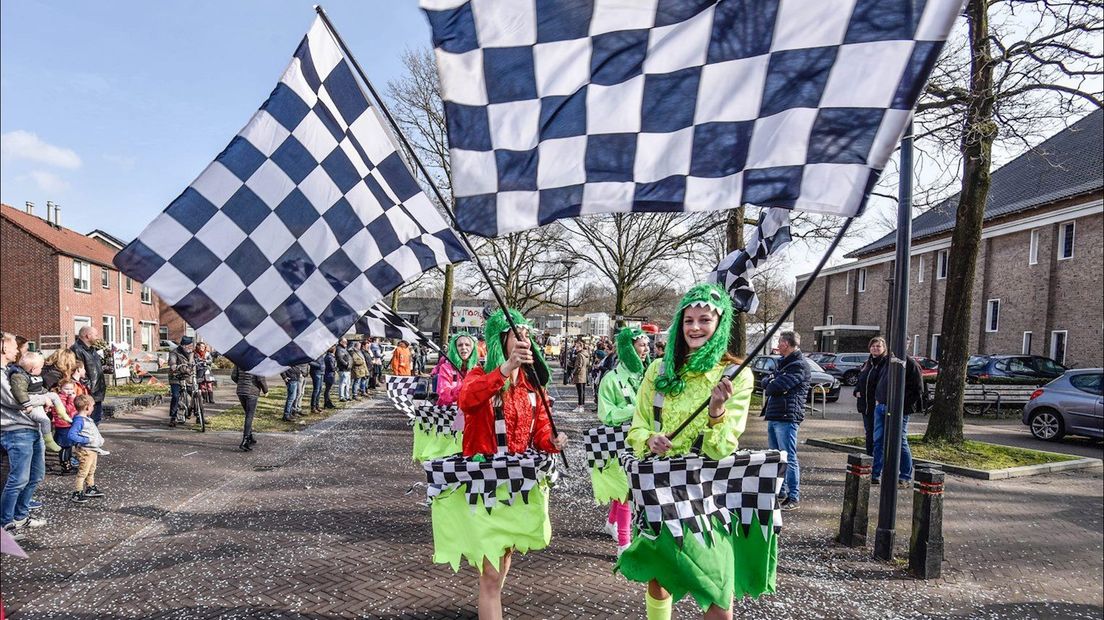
[654,283,733,396]
[482,308,551,387]
[446,331,479,373]
[616,326,649,376]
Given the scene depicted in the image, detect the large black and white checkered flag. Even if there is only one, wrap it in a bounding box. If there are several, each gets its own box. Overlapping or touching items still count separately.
[114,17,470,375]
[709,207,793,314]
[354,303,428,347]
[422,0,962,236]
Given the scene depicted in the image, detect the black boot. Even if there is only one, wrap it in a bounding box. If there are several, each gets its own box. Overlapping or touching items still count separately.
[239,438,252,451]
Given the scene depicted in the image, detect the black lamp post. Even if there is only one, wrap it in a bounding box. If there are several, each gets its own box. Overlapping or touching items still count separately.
[564,261,577,339]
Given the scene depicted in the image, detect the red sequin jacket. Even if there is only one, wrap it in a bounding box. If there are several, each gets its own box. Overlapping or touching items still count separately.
[458,367,558,457]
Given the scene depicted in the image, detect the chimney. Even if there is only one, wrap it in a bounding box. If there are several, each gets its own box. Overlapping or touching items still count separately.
[45,201,54,223]
[24,201,34,215]
[53,204,61,227]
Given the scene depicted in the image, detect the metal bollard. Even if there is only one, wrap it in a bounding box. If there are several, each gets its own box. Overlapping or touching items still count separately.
[837,453,873,547]
[909,466,945,579]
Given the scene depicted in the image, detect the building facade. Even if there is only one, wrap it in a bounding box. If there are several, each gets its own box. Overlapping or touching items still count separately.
[1,203,163,352]
[794,110,1104,369]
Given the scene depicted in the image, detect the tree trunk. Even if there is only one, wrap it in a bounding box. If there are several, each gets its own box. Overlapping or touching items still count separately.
[439,264,454,342]
[726,207,747,356]
[614,285,626,329]
[926,0,996,444]
[390,288,401,313]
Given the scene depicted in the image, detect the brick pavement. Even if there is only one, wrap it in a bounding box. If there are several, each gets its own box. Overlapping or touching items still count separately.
[2,382,1101,619]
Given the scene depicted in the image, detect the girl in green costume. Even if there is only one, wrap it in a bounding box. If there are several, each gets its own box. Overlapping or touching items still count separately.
[414,332,477,462]
[616,283,759,620]
[592,326,650,553]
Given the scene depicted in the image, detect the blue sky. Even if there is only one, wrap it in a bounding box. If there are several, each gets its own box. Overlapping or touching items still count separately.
[1,1,429,240]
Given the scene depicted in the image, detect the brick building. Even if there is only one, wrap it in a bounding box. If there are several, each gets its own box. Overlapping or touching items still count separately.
[0,203,163,352]
[795,109,1103,368]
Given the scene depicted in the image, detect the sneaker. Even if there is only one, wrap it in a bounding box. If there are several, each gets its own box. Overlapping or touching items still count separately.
[89,447,110,456]
[29,499,43,511]
[572,406,585,413]
[898,479,912,490]
[247,435,257,446]
[3,521,26,541]
[871,477,881,485]
[83,486,105,499]
[70,491,89,504]
[780,499,799,512]
[617,543,631,558]
[70,457,80,468]
[23,514,47,528]
[603,521,619,541]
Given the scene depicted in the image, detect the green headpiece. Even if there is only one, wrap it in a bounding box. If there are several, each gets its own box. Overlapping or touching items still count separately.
[654,283,733,396]
[616,326,649,376]
[446,331,479,373]
[483,308,551,387]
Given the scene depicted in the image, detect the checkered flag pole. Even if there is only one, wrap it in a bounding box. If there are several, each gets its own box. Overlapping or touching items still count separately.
[621,450,788,546]
[113,14,470,375]
[355,302,441,353]
[422,0,962,236]
[708,207,793,314]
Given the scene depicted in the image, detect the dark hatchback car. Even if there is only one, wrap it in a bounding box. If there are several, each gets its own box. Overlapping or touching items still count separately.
[750,355,841,402]
[967,355,1068,384]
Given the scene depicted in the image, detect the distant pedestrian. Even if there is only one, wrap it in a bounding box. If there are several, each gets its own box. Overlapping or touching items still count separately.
[232,365,268,451]
[570,340,591,413]
[867,337,922,487]
[854,338,890,459]
[350,342,369,397]
[323,347,337,409]
[280,363,305,422]
[70,327,107,425]
[761,331,811,511]
[335,338,352,401]
[390,341,412,376]
[308,355,324,414]
[368,338,384,389]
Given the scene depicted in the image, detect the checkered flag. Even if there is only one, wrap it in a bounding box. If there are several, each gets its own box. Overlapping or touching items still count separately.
[708,207,793,313]
[582,423,630,469]
[424,450,559,512]
[114,16,470,375]
[387,375,421,416]
[622,449,788,545]
[413,403,460,437]
[355,303,428,347]
[422,0,962,236]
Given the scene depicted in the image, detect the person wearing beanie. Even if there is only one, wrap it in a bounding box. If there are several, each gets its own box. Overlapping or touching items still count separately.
[424,308,567,620]
[590,326,650,555]
[413,332,478,462]
[616,283,764,620]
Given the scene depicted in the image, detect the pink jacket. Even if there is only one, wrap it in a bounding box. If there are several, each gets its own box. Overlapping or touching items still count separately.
[431,359,468,432]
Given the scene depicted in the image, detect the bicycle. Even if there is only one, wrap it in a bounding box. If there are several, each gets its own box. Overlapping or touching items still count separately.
[172,379,206,432]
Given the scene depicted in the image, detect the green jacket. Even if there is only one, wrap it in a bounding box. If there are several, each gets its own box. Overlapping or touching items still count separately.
[597,363,644,427]
[627,359,753,460]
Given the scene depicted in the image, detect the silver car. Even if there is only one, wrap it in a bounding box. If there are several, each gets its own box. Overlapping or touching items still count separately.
[1022,369,1103,441]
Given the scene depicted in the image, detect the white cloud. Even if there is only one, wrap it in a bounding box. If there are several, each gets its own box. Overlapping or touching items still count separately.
[27,170,70,193]
[0,130,82,169]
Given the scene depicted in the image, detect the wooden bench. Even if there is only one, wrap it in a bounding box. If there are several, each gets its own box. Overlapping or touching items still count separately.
[961,384,1040,417]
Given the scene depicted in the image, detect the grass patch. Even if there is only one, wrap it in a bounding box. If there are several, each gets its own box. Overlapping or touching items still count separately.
[750,394,763,412]
[106,382,170,397]
[826,435,1078,470]
[203,385,356,433]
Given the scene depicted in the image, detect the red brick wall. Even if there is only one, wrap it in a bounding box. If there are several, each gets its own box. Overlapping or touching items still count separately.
[56,256,163,352]
[0,219,61,342]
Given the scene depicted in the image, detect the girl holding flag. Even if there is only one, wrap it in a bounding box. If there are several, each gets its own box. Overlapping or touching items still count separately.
[413,332,478,462]
[617,283,765,620]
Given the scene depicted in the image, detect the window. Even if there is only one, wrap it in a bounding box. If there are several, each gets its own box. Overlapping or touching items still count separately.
[1058,221,1075,260]
[1022,331,1032,355]
[141,323,154,352]
[73,260,91,292]
[917,256,925,283]
[73,316,92,339]
[844,272,850,295]
[936,250,949,279]
[159,326,169,342]
[141,285,152,304]
[122,318,134,350]
[102,315,117,343]
[1050,330,1068,365]
[1070,374,1102,396]
[912,334,920,356]
[931,334,941,360]
[826,315,834,326]
[857,268,867,292]
[125,277,133,293]
[1029,229,1040,265]
[101,268,110,289]
[985,299,1000,332]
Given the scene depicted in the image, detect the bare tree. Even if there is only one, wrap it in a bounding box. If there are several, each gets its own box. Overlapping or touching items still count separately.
[747,263,794,337]
[462,226,569,315]
[917,0,1102,442]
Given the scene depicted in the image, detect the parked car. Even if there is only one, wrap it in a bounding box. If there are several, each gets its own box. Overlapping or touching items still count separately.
[1021,369,1103,441]
[805,352,835,365]
[159,339,177,351]
[750,355,841,402]
[967,355,1068,384]
[820,352,869,386]
[913,356,939,378]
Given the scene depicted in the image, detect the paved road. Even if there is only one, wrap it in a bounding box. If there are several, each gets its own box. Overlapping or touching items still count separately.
[1,381,1101,619]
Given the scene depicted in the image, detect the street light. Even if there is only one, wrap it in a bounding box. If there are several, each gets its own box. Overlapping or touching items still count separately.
[564,261,577,339]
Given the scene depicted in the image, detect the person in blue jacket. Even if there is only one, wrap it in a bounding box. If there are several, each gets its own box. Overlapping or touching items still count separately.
[761,331,810,511]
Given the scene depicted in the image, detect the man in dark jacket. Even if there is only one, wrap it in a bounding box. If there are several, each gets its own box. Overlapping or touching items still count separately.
[166,337,196,425]
[762,331,811,511]
[70,327,107,424]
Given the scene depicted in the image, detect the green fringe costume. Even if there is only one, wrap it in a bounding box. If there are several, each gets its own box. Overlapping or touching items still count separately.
[589,327,648,504]
[615,283,779,610]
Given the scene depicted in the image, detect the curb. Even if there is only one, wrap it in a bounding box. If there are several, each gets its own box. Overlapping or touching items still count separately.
[804,437,1103,480]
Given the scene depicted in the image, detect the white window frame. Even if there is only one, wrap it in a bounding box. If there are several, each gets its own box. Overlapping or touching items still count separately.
[985,299,1000,333]
[102,315,117,343]
[857,268,867,293]
[1028,229,1040,265]
[73,316,92,339]
[73,260,91,292]
[1022,331,1033,355]
[844,272,850,295]
[140,285,152,304]
[1058,221,1075,260]
[101,268,110,289]
[937,250,949,280]
[931,334,941,360]
[122,317,134,349]
[125,276,133,293]
[140,322,155,353]
[917,255,925,283]
[912,334,920,356]
[1050,330,1068,364]
[826,315,834,326]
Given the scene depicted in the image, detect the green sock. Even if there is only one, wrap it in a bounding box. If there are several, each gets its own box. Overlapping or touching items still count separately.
[646,591,672,620]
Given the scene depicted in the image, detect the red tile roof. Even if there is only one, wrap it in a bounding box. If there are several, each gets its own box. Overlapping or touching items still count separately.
[1,203,119,268]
